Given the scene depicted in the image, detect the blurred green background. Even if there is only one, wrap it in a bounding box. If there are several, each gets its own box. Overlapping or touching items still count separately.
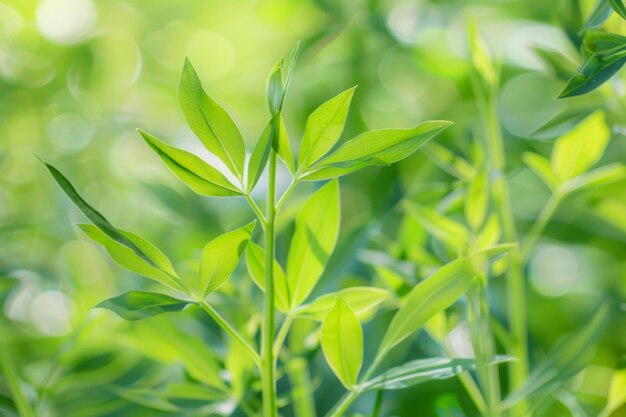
[1,0,625,416]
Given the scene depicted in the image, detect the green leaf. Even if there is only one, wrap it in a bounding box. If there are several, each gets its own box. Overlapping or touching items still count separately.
[558,32,626,98]
[551,111,611,183]
[420,142,476,180]
[138,129,241,197]
[41,161,157,267]
[531,45,579,81]
[286,180,340,307]
[179,58,246,178]
[468,20,497,87]
[267,58,284,116]
[198,221,255,297]
[465,171,489,231]
[583,0,614,30]
[245,241,290,312]
[77,224,184,291]
[609,0,626,19]
[503,305,609,408]
[404,202,470,251]
[275,114,295,173]
[523,152,556,189]
[299,287,388,321]
[321,298,363,389]
[563,163,626,193]
[376,245,514,358]
[297,87,356,170]
[362,357,477,391]
[97,291,191,321]
[247,120,274,192]
[600,367,626,417]
[301,121,452,180]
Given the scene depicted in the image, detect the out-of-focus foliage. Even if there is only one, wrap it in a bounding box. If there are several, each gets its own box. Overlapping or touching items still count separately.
[1,0,626,416]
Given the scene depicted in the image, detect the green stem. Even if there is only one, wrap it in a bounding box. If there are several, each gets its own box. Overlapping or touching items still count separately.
[467,282,501,417]
[482,92,529,417]
[521,191,563,259]
[245,193,267,227]
[273,313,294,358]
[276,178,298,213]
[326,389,359,417]
[197,299,260,365]
[262,150,278,417]
[0,340,36,417]
[287,358,318,417]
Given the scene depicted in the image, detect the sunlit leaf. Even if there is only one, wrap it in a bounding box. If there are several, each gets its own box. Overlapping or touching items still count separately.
[563,163,626,193]
[267,58,284,116]
[321,298,363,388]
[468,20,497,87]
[199,221,256,296]
[376,245,514,357]
[465,171,489,231]
[138,129,241,197]
[78,224,184,292]
[404,202,470,251]
[362,357,477,391]
[421,142,476,180]
[299,287,389,321]
[286,180,340,307]
[41,161,157,267]
[504,305,609,408]
[275,115,295,173]
[245,241,290,312]
[247,119,274,192]
[179,58,246,178]
[297,87,356,170]
[523,152,556,189]
[97,291,191,321]
[300,121,452,180]
[551,111,610,182]
[599,366,626,417]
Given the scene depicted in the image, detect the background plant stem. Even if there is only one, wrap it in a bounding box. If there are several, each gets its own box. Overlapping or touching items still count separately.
[0,339,36,417]
[287,358,317,417]
[482,93,529,417]
[262,150,278,417]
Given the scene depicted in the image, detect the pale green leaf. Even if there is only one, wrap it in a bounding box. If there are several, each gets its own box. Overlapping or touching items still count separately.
[245,241,290,312]
[179,58,246,178]
[421,142,476,180]
[138,129,241,197]
[551,111,610,183]
[321,298,363,388]
[286,180,340,307]
[300,121,452,180]
[562,163,626,193]
[377,245,514,357]
[299,287,388,321]
[267,58,284,116]
[465,171,489,231]
[247,120,274,192]
[276,115,295,173]
[404,202,470,251]
[97,291,191,321]
[468,20,497,87]
[599,367,626,417]
[78,224,184,292]
[523,152,556,189]
[298,87,356,170]
[504,305,609,408]
[199,221,256,296]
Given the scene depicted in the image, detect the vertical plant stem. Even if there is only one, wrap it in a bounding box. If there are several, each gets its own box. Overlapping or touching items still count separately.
[0,341,36,417]
[262,150,278,417]
[287,358,318,417]
[467,282,501,417]
[522,191,563,259]
[482,93,529,417]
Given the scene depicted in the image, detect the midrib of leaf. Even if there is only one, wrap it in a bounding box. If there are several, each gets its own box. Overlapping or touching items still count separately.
[149,141,240,193]
[337,306,352,387]
[299,93,351,170]
[193,89,242,181]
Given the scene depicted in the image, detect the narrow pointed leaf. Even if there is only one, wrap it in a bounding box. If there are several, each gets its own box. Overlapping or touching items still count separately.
[523,152,556,189]
[377,245,514,357]
[98,291,191,321]
[558,47,626,98]
[465,171,489,231]
[321,298,363,389]
[301,121,452,180]
[504,305,609,408]
[551,111,610,183]
[299,287,389,321]
[275,115,295,173]
[78,224,184,291]
[267,58,284,116]
[138,129,241,197]
[562,163,626,193]
[583,0,614,30]
[41,161,156,267]
[247,120,274,192]
[298,87,356,170]
[286,180,340,307]
[245,241,290,312]
[609,0,626,19]
[199,221,256,296]
[404,202,470,250]
[179,58,246,178]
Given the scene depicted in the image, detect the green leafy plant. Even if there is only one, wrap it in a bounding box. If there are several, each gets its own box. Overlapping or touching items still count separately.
[38,44,514,416]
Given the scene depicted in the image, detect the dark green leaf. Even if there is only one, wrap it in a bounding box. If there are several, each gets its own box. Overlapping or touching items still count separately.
[583,0,614,30]
[609,0,626,19]
[138,129,241,197]
[179,58,246,178]
[97,291,191,321]
[41,160,157,267]
[247,120,274,192]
